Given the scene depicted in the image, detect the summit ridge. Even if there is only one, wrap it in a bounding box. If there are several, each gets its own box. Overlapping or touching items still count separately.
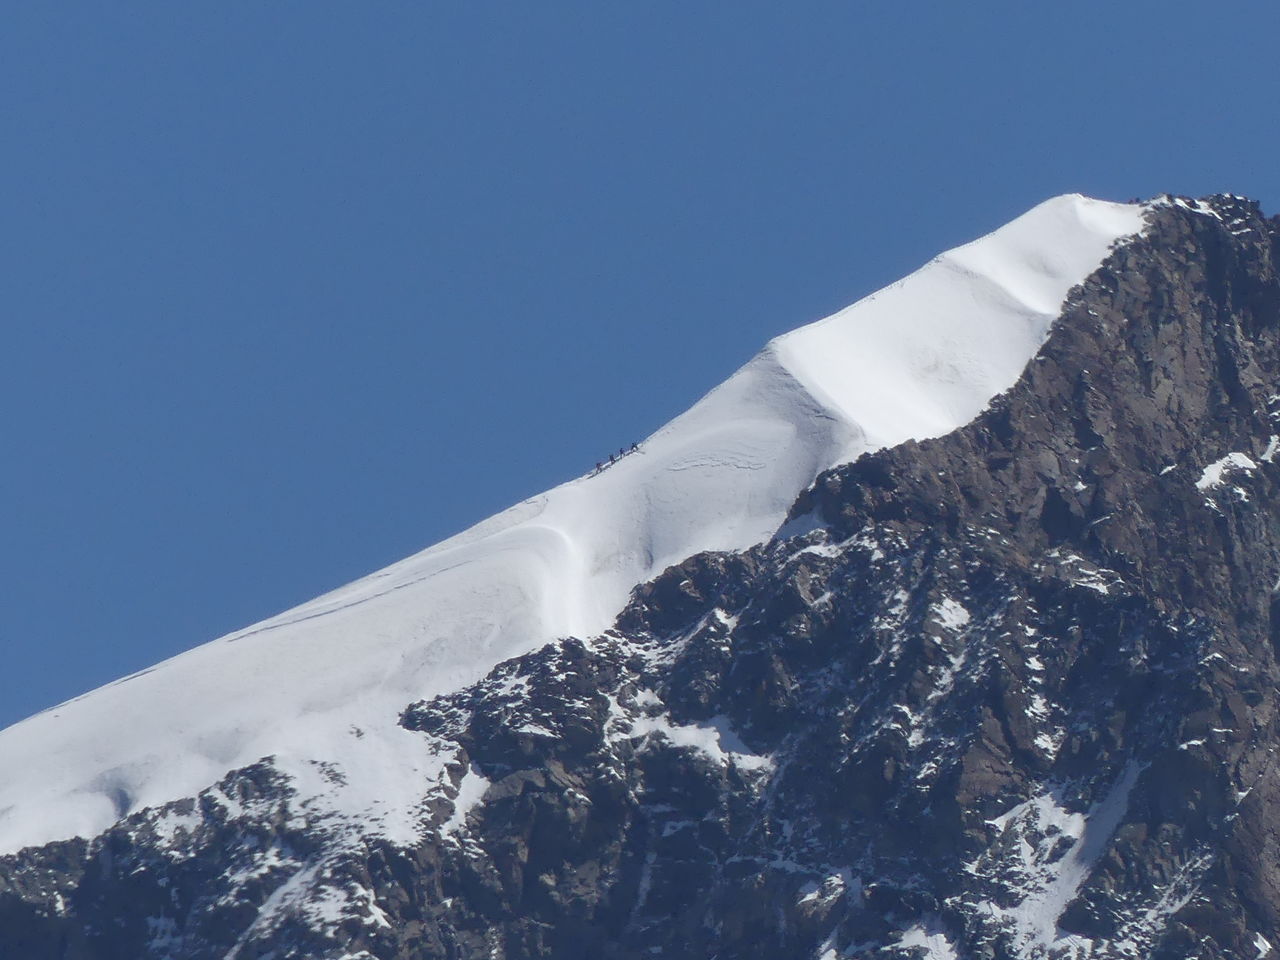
[0,195,1143,857]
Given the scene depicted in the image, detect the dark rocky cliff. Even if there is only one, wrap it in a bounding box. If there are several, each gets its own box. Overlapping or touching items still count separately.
[4,194,1280,959]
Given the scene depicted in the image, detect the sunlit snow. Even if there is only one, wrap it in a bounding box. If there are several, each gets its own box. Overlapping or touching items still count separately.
[1196,451,1258,490]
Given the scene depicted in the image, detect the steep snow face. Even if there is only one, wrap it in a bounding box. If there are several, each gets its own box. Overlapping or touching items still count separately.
[0,194,1145,854]
[772,194,1147,458]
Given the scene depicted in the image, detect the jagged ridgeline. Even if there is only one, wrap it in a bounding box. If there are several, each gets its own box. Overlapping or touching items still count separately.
[5,195,1280,959]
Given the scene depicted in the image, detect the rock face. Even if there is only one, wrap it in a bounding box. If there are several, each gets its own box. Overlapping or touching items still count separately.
[4,194,1280,959]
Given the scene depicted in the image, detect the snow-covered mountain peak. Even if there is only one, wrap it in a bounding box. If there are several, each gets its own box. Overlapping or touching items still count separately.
[772,193,1145,456]
[0,194,1145,855]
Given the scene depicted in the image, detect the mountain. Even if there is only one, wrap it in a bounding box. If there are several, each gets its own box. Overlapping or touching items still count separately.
[4,192,1277,959]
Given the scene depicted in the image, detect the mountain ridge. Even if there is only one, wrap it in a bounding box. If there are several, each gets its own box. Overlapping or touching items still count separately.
[0,194,1143,858]
[9,192,1275,960]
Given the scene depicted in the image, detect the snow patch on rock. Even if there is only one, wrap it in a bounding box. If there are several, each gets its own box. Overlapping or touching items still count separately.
[442,764,491,838]
[975,764,1144,955]
[1196,451,1258,491]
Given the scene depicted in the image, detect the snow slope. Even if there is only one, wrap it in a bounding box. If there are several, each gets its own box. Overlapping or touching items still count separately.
[0,195,1146,854]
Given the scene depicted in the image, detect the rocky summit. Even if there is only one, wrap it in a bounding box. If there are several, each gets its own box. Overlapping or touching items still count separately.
[4,194,1280,959]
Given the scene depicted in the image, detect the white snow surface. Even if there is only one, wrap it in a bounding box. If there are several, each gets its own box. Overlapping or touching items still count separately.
[1196,451,1259,490]
[979,764,1145,954]
[892,921,960,960]
[0,194,1145,854]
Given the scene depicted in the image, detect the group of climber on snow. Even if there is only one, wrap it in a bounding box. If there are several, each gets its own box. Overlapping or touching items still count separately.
[592,442,640,476]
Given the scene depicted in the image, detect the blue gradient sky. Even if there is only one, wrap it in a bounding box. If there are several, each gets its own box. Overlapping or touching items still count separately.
[3,2,1277,728]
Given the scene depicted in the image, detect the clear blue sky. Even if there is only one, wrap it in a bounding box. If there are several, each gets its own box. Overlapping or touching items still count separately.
[3,2,1276,729]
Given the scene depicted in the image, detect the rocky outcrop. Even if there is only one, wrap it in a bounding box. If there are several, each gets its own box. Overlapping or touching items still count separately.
[4,194,1280,959]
